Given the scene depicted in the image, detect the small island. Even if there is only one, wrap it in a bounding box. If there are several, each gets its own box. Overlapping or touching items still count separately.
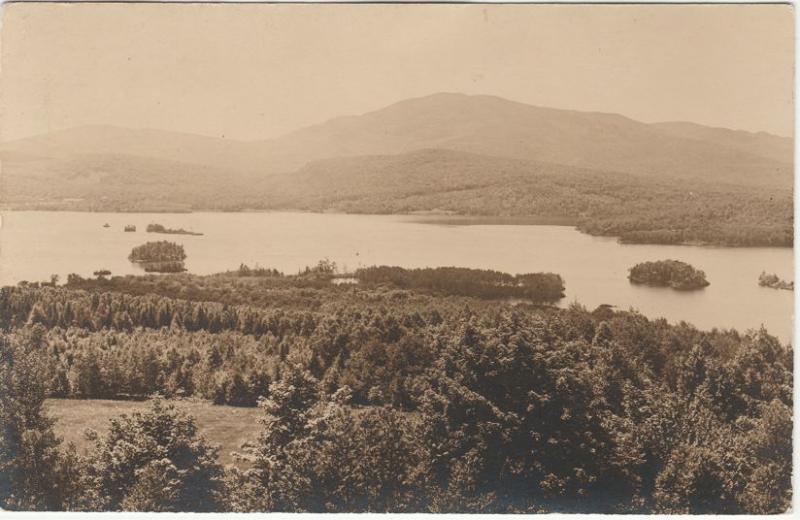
[628,259,709,290]
[124,225,136,232]
[146,223,203,236]
[758,271,793,291]
[128,240,187,273]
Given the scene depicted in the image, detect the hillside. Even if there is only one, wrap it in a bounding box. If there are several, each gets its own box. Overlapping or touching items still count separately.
[264,149,792,247]
[0,125,265,173]
[650,121,792,164]
[0,152,262,211]
[263,148,597,211]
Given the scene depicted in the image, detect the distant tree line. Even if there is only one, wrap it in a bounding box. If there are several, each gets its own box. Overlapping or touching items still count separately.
[237,264,284,278]
[354,266,565,302]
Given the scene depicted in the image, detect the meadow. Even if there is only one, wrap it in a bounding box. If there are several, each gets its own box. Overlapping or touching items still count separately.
[45,398,261,467]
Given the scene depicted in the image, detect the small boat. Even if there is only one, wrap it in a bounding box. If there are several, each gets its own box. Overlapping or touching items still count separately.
[103,223,110,228]
[124,225,137,232]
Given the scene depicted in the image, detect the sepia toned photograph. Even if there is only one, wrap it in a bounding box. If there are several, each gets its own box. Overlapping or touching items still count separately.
[0,2,793,514]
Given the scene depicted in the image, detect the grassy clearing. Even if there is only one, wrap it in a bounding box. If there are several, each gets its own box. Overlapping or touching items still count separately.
[45,398,262,467]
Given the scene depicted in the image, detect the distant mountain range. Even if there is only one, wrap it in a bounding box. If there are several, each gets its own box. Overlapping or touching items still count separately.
[0,92,792,246]
[2,92,792,188]
[263,93,792,185]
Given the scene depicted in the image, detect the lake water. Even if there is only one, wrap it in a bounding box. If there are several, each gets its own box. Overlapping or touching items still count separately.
[0,211,793,343]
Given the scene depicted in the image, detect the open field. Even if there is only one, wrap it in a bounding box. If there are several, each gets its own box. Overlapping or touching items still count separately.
[45,398,262,467]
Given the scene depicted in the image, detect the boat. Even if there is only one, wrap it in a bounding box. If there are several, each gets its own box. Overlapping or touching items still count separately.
[124,225,137,232]
[103,223,110,228]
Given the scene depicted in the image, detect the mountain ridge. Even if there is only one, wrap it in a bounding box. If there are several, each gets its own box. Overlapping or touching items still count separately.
[1,92,793,215]
[249,92,791,182]
[2,92,792,179]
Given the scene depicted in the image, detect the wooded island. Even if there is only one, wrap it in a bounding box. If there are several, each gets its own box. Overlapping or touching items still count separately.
[628,260,710,290]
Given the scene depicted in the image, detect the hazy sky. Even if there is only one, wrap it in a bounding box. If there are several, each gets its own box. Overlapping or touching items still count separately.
[1,3,794,141]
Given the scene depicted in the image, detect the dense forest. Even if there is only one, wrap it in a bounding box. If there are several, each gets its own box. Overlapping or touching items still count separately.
[628,260,710,290]
[0,267,792,513]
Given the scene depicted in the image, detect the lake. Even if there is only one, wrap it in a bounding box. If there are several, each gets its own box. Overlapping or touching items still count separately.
[0,211,793,343]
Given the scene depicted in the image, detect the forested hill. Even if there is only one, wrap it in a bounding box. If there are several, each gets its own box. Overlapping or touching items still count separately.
[264,149,792,247]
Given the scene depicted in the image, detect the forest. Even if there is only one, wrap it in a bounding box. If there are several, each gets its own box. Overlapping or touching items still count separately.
[0,267,792,513]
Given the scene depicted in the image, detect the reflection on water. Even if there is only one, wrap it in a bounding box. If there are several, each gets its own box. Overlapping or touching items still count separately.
[0,211,793,342]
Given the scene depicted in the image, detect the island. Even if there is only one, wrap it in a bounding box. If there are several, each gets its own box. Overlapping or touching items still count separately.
[758,271,793,291]
[124,225,136,232]
[146,223,203,236]
[128,240,187,273]
[628,259,709,290]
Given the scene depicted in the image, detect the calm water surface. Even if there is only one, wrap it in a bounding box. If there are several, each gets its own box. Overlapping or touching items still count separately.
[0,211,793,343]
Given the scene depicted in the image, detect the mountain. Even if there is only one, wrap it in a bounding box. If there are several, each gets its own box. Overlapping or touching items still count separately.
[2,92,793,186]
[256,93,793,186]
[0,92,792,212]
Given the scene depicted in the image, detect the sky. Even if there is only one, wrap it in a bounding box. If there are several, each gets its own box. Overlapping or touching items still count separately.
[0,3,794,141]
